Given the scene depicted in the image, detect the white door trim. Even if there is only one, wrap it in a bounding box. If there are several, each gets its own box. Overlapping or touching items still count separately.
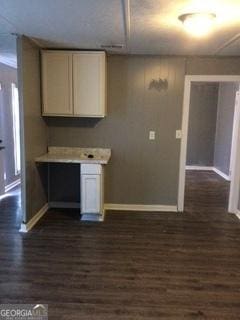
[229,89,240,179]
[228,89,240,213]
[0,82,5,196]
[178,75,240,213]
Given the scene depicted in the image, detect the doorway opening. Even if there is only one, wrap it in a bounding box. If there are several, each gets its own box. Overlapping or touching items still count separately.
[0,35,22,228]
[178,76,240,215]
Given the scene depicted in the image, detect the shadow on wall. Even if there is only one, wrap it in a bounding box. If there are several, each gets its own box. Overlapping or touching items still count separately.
[43,117,102,128]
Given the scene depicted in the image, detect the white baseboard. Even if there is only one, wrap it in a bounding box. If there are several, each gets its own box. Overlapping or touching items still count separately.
[212,168,231,181]
[19,202,177,232]
[235,210,240,220]
[5,179,21,193]
[104,203,178,212]
[186,166,214,171]
[19,203,49,233]
[81,213,104,222]
[186,166,231,181]
[49,201,81,209]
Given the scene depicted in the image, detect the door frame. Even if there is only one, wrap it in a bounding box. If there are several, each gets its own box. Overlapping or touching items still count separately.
[0,83,5,196]
[178,75,240,213]
[229,89,240,180]
[17,36,26,224]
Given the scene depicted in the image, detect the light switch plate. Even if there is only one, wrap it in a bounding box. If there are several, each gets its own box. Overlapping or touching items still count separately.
[176,130,182,139]
[149,131,155,140]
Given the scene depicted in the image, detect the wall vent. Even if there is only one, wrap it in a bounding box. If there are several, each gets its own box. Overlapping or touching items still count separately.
[100,44,124,49]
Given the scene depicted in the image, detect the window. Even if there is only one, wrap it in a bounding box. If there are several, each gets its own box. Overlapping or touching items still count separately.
[11,83,21,175]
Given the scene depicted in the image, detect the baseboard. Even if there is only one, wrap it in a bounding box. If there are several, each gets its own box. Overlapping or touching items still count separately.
[212,168,231,181]
[186,166,231,181]
[81,213,104,222]
[235,210,240,220]
[48,202,81,209]
[19,203,49,233]
[186,166,214,171]
[104,203,178,212]
[5,179,21,193]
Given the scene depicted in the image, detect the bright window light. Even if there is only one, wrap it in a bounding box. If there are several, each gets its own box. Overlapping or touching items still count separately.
[11,83,21,176]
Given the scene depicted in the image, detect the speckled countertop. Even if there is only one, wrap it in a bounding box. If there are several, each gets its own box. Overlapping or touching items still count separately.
[35,147,111,164]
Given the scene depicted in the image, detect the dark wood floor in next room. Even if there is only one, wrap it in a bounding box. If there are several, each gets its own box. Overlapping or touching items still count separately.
[0,171,240,319]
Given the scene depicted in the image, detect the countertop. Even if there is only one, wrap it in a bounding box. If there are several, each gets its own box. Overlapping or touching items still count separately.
[35,147,111,164]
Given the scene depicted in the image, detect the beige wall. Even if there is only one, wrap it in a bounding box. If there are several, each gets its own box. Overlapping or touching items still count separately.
[48,56,240,206]
[48,56,186,205]
[18,36,48,222]
[186,57,240,75]
[19,40,240,216]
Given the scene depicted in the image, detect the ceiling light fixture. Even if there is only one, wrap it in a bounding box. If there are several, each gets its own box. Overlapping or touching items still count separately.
[178,12,216,37]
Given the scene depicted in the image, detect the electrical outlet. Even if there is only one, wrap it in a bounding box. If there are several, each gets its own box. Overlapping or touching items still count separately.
[176,130,182,139]
[149,131,155,140]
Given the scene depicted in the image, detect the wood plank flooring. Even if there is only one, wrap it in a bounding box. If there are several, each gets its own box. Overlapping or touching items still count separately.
[0,171,240,319]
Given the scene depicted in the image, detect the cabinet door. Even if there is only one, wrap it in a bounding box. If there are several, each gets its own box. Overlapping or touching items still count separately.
[73,52,106,117]
[42,51,73,116]
[81,174,101,213]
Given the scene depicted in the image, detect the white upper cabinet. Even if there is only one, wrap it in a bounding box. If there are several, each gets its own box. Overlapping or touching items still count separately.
[42,51,73,116]
[73,52,106,117]
[41,50,106,117]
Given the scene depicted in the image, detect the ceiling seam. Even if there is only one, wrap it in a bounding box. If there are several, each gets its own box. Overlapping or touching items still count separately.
[29,37,43,48]
[214,33,240,55]
[0,12,17,33]
[121,0,131,53]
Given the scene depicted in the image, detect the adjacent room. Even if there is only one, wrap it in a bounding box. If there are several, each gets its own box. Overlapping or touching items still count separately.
[1,1,240,319]
[185,81,239,213]
[0,34,22,229]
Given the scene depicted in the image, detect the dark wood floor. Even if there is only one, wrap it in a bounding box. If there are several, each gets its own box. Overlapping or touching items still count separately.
[1,171,240,319]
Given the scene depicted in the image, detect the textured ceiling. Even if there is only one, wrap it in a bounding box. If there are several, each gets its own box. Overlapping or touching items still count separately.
[130,0,240,55]
[0,0,240,58]
[0,34,17,68]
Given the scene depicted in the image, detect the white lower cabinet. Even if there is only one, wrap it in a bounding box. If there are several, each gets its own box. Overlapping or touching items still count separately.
[81,164,104,221]
[81,174,101,213]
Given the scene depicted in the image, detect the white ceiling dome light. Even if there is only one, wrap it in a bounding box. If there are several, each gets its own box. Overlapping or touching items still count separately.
[178,12,216,37]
